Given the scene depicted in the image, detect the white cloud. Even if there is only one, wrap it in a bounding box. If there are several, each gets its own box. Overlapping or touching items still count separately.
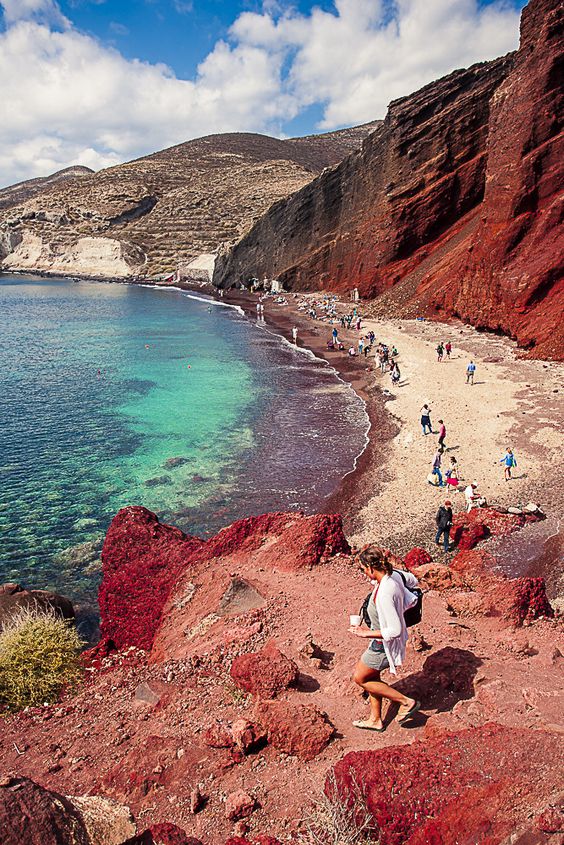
[0,0,522,187]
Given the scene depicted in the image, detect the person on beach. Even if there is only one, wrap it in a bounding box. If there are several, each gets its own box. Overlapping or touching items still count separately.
[464,482,479,511]
[445,341,452,359]
[466,360,476,384]
[350,546,421,732]
[432,447,445,486]
[500,448,517,480]
[445,456,459,487]
[358,337,364,355]
[348,345,357,356]
[332,327,339,346]
[292,326,298,344]
[435,500,453,552]
[436,343,444,362]
[421,404,432,435]
[438,419,447,449]
[391,363,401,385]
[369,331,376,345]
[341,316,346,329]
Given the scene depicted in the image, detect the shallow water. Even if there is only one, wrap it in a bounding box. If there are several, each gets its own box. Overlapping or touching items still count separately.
[0,276,368,633]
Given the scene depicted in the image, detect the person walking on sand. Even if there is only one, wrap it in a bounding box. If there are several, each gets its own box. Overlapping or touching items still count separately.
[435,500,453,552]
[466,360,476,384]
[500,448,517,481]
[438,419,447,449]
[445,341,452,359]
[445,456,459,487]
[436,342,444,362]
[291,326,298,344]
[432,447,445,486]
[332,326,339,346]
[350,546,421,732]
[420,404,432,435]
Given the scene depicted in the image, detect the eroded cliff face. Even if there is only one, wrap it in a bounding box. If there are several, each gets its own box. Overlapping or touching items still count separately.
[0,126,378,279]
[214,0,563,358]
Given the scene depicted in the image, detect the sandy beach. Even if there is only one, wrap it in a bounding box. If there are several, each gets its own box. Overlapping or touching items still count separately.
[219,287,563,590]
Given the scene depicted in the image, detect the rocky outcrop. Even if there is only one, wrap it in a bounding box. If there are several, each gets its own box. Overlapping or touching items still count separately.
[331,724,564,845]
[98,507,349,654]
[252,699,335,761]
[0,582,74,629]
[0,126,377,278]
[215,0,563,359]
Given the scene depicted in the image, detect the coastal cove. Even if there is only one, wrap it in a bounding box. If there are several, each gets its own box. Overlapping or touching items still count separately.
[0,274,369,633]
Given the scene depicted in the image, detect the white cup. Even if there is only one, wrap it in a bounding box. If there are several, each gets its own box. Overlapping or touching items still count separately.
[350,614,362,627]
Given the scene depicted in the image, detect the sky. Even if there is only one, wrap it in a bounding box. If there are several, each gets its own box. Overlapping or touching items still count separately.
[0,0,527,187]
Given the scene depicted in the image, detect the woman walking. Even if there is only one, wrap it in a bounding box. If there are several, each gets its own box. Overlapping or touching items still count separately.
[500,448,517,480]
[350,546,421,731]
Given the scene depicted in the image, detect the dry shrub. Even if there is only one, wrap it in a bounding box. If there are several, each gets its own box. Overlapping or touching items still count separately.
[297,771,379,845]
[0,606,84,712]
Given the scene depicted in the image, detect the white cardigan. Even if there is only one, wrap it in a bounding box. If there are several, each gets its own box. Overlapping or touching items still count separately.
[374,570,419,675]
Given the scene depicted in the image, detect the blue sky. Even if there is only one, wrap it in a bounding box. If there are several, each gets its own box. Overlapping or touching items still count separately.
[0,0,527,185]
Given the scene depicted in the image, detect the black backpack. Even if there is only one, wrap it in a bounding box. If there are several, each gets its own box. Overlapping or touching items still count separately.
[360,570,423,629]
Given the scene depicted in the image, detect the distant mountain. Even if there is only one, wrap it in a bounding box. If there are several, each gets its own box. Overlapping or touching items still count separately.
[0,124,379,279]
[215,0,563,359]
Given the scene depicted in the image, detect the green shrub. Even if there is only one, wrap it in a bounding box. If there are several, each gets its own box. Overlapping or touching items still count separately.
[0,607,84,713]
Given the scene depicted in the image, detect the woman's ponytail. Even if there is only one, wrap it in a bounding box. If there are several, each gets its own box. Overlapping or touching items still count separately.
[359,545,395,576]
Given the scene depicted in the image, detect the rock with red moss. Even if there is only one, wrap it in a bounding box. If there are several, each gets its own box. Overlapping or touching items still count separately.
[331,724,564,845]
[230,641,299,698]
[99,507,204,651]
[253,699,335,761]
[451,507,533,550]
[451,520,490,550]
[535,805,564,834]
[121,824,203,845]
[403,548,432,571]
[207,511,350,570]
[0,582,74,629]
[511,577,554,625]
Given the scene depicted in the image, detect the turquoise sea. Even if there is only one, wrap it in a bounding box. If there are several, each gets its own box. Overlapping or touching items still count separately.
[0,275,368,634]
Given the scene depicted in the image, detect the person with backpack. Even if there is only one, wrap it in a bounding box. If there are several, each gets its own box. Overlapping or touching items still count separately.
[349,546,421,732]
[466,360,476,384]
[435,500,453,552]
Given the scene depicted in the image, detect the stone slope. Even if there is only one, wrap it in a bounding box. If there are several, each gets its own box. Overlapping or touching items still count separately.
[0,504,561,845]
[0,125,378,279]
[214,0,563,359]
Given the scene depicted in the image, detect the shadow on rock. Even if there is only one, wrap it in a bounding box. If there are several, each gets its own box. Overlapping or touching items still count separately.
[397,646,482,712]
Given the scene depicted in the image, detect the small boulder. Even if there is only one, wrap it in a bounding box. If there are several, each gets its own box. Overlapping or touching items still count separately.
[203,722,234,749]
[0,583,74,630]
[225,790,256,821]
[412,563,461,591]
[253,699,335,761]
[230,641,299,698]
[231,719,266,753]
[404,548,432,570]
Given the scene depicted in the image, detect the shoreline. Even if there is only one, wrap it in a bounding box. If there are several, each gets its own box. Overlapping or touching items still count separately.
[5,272,562,589]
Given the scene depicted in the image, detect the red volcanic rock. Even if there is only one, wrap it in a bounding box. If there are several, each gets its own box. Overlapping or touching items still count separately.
[225,790,256,821]
[99,508,349,653]
[450,549,553,624]
[215,0,563,359]
[121,825,202,845]
[403,548,432,571]
[207,511,350,570]
[412,563,461,591]
[451,520,490,550]
[253,699,335,761]
[511,577,554,625]
[535,805,564,834]
[331,724,564,845]
[230,641,299,698]
[99,507,204,651]
[230,719,267,753]
[0,776,89,845]
[203,721,235,749]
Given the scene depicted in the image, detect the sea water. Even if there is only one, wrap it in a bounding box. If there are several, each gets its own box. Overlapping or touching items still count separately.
[0,275,368,632]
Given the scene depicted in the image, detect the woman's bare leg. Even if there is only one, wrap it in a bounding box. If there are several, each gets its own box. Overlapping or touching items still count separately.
[353,662,414,725]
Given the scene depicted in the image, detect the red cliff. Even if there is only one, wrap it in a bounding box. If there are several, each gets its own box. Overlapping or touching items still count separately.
[214,0,563,359]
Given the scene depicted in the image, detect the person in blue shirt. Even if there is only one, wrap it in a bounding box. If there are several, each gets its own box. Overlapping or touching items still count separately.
[500,448,517,480]
[466,360,476,384]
